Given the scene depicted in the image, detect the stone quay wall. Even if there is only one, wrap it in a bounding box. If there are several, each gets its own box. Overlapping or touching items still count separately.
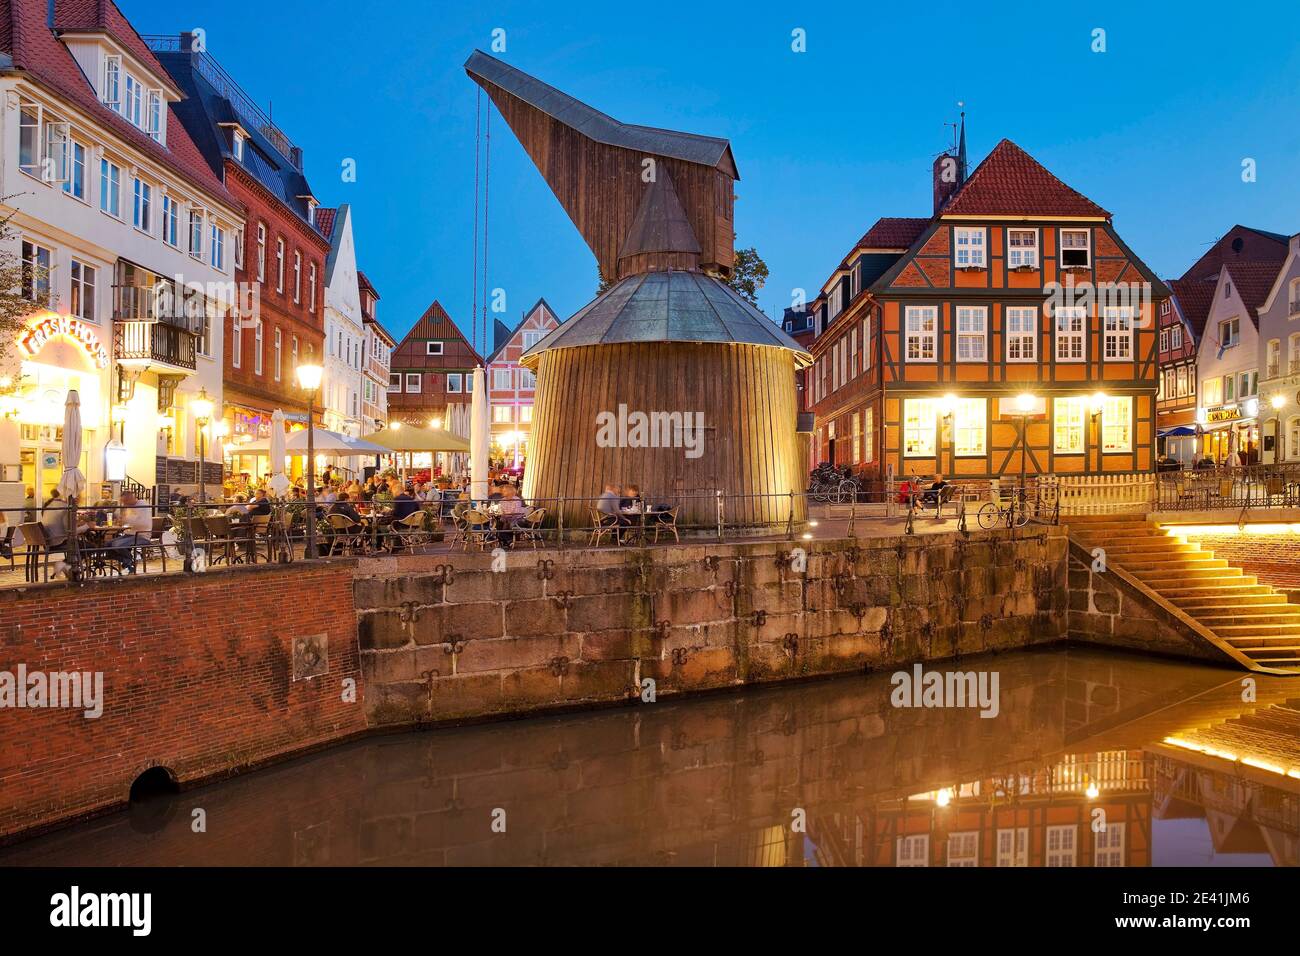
[354,527,1070,727]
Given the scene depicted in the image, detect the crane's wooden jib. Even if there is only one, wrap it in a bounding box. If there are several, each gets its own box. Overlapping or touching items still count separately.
[466,52,736,282]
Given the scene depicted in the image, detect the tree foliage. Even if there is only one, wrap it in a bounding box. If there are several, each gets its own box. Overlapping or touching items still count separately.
[727,246,769,306]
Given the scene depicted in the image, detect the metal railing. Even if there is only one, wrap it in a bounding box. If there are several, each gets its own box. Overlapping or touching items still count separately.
[1155,463,1300,512]
[114,319,197,370]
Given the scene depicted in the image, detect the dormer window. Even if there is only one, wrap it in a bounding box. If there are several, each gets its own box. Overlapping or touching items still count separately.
[1060,229,1091,268]
[232,129,246,161]
[102,56,121,110]
[307,199,318,225]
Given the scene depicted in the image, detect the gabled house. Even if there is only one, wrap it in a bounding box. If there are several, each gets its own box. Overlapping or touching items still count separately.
[0,0,244,500]
[358,271,393,429]
[485,298,561,467]
[1252,234,1300,462]
[316,204,364,439]
[806,131,1167,484]
[386,301,481,438]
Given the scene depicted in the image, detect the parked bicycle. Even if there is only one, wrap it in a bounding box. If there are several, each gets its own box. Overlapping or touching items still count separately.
[977,486,1029,529]
[808,463,861,503]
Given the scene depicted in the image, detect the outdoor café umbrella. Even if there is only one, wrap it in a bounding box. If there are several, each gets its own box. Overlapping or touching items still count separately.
[358,425,470,453]
[57,389,86,572]
[267,409,291,498]
[470,365,489,502]
[282,427,388,455]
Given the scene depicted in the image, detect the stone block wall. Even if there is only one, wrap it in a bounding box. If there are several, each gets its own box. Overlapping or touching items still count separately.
[354,527,1070,727]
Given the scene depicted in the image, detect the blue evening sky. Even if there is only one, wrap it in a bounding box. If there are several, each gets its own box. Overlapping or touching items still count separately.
[123,0,1300,351]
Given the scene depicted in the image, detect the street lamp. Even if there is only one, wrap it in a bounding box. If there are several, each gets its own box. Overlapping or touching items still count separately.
[296,363,324,558]
[1013,392,1038,490]
[192,388,215,504]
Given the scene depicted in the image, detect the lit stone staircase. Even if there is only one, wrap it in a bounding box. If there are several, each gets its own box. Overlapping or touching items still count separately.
[1068,514,1300,675]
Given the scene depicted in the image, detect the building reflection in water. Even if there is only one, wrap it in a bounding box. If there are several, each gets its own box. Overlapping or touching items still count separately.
[3,648,1298,867]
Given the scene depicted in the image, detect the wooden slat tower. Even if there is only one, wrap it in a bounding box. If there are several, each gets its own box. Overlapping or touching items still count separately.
[465,51,811,529]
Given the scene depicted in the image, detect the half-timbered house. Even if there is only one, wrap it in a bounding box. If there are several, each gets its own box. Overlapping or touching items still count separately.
[807,131,1168,486]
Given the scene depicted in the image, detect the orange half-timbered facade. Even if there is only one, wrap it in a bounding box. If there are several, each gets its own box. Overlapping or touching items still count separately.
[808,136,1168,486]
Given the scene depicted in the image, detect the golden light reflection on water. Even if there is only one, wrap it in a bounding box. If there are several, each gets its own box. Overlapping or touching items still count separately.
[3,648,1297,867]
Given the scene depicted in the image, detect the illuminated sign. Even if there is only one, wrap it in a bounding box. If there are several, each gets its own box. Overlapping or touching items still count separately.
[1205,405,1242,424]
[18,315,109,369]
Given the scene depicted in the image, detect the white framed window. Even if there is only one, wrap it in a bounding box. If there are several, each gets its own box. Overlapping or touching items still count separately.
[1290,333,1300,373]
[1159,329,1169,354]
[1239,369,1257,398]
[1171,325,1182,350]
[493,405,513,424]
[188,209,203,258]
[947,832,978,867]
[293,251,302,303]
[903,398,938,457]
[132,178,152,232]
[161,196,179,246]
[905,306,937,362]
[896,834,929,867]
[996,828,1028,867]
[954,227,986,267]
[493,368,512,390]
[308,262,317,313]
[232,129,245,161]
[1219,317,1240,348]
[125,75,142,127]
[426,341,443,356]
[256,223,266,281]
[17,103,40,177]
[863,406,874,462]
[446,373,462,393]
[851,411,861,462]
[405,373,421,392]
[273,327,282,381]
[1060,229,1091,268]
[231,316,242,369]
[1007,229,1038,268]
[253,321,263,375]
[520,404,533,423]
[276,238,285,292]
[388,373,402,393]
[99,159,122,217]
[518,368,536,389]
[1103,307,1133,360]
[1268,339,1282,378]
[1054,306,1086,361]
[146,89,163,141]
[1102,395,1132,452]
[1053,397,1087,454]
[956,306,987,361]
[62,140,86,199]
[234,227,244,269]
[69,260,96,322]
[1007,307,1037,361]
[522,329,544,349]
[1046,825,1077,866]
[101,55,121,110]
[862,316,872,369]
[210,224,224,270]
[953,398,986,456]
[1094,823,1125,867]
[19,240,51,306]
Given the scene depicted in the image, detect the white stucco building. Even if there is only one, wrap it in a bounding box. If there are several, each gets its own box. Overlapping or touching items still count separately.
[317,204,364,441]
[0,0,243,506]
[1255,234,1300,462]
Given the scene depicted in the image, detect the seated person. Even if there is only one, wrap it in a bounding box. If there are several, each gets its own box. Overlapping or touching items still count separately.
[247,489,272,516]
[92,491,116,525]
[494,484,528,549]
[329,493,362,526]
[921,473,949,507]
[225,494,251,518]
[107,491,154,571]
[596,484,622,525]
[620,485,645,515]
[391,487,419,522]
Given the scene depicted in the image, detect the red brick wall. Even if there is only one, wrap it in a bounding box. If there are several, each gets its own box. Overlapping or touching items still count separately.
[1182,532,1300,588]
[0,564,364,842]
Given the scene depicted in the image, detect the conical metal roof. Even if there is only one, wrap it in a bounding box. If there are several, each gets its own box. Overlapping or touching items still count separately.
[519,271,812,369]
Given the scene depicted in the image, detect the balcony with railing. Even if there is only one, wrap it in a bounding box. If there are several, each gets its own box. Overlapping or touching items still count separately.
[112,285,203,373]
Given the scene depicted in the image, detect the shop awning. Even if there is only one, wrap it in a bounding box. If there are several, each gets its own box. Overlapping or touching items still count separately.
[1158,426,1198,437]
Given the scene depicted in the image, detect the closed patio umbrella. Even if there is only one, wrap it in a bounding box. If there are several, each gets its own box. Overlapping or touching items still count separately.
[267,409,290,498]
[470,366,489,502]
[57,389,86,573]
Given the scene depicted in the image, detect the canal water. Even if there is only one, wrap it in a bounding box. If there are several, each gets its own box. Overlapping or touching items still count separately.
[3,647,1296,866]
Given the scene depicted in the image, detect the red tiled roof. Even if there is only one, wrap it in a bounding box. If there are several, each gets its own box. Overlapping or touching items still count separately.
[942,139,1110,219]
[0,0,237,208]
[1225,260,1285,317]
[1167,277,1216,339]
[357,269,378,298]
[314,207,337,240]
[856,217,929,250]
